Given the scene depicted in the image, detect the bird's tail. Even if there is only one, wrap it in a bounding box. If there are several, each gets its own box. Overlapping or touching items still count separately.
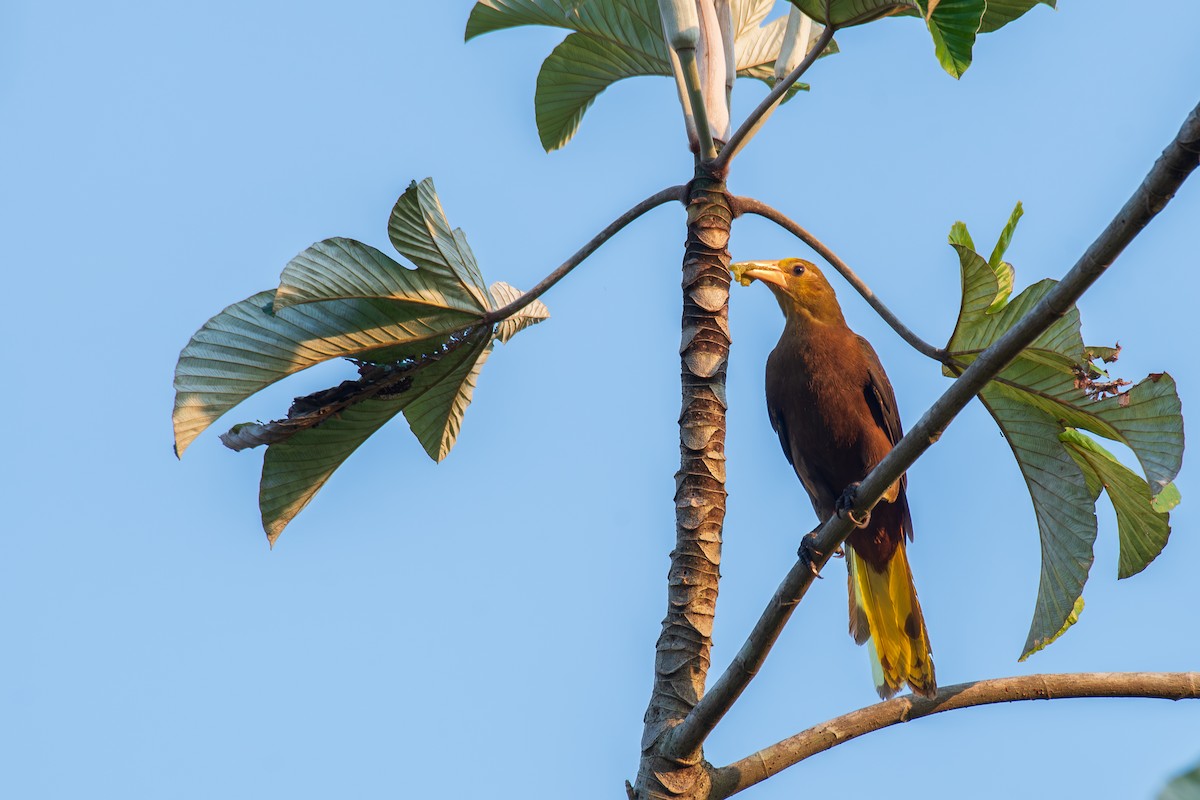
[847,545,936,699]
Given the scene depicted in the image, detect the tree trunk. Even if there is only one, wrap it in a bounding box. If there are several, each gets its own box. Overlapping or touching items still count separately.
[634,165,731,799]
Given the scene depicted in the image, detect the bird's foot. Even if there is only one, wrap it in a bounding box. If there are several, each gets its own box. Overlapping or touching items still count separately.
[836,483,871,528]
[797,531,825,578]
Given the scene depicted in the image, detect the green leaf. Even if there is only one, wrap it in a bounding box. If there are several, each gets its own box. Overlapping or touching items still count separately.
[490,282,551,344]
[172,290,478,456]
[536,31,667,152]
[176,179,552,542]
[1160,761,1200,800]
[468,0,836,150]
[786,0,917,27]
[1060,429,1173,579]
[1152,482,1182,514]
[259,330,493,544]
[275,237,482,316]
[943,210,1184,659]
[979,0,1056,34]
[980,384,1097,659]
[388,178,491,311]
[1018,595,1083,662]
[921,0,985,78]
[467,0,669,59]
[465,0,580,40]
[988,201,1023,268]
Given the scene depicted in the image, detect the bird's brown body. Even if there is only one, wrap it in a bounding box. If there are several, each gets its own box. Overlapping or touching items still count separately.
[734,257,936,699]
[764,316,909,571]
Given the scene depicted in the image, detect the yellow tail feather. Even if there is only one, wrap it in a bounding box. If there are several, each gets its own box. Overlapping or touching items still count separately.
[848,546,936,699]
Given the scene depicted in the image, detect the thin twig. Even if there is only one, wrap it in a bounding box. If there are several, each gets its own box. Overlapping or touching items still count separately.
[711,24,836,173]
[665,99,1200,760]
[485,185,687,322]
[711,672,1200,798]
[732,195,948,361]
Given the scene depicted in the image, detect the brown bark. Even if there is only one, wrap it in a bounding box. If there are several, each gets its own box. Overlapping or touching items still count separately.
[633,165,732,799]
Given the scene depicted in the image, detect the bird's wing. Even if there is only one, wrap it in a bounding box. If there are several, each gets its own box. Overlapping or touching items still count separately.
[767,401,795,467]
[856,334,903,447]
[857,335,914,538]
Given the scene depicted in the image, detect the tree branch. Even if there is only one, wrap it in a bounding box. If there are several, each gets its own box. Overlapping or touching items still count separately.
[711,672,1200,798]
[711,24,836,173]
[731,196,947,361]
[486,184,688,322]
[664,99,1200,760]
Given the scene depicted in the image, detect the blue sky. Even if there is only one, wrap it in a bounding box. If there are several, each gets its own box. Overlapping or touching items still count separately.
[3,2,1198,798]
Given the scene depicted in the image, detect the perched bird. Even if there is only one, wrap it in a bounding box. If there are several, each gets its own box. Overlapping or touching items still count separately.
[732,257,936,699]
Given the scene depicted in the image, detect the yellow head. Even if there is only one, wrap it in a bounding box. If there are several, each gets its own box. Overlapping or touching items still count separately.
[730,258,844,324]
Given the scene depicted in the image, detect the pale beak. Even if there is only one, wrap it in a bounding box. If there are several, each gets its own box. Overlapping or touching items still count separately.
[731,260,787,290]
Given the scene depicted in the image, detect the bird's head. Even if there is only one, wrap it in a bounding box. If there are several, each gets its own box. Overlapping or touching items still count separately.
[730,258,844,324]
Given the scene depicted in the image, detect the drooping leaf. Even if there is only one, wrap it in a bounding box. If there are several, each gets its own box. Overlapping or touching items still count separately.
[403,332,495,463]
[920,0,985,79]
[468,0,834,151]
[785,0,917,27]
[259,330,493,543]
[1060,429,1174,580]
[175,179,551,543]
[943,209,1184,659]
[979,383,1097,658]
[535,31,667,152]
[490,281,551,344]
[1018,596,1083,662]
[877,0,1050,76]
[979,0,1056,34]
[172,290,478,456]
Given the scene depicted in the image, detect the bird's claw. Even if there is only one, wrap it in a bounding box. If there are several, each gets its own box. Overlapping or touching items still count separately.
[836,482,871,529]
[798,532,825,578]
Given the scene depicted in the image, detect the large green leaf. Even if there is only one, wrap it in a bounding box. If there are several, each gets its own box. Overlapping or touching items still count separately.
[259,330,494,544]
[979,383,1097,657]
[172,290,477,456]
[943,205,1184,659]
[468,0,833,151]
[175,179,550,543]
[536,31,667,152]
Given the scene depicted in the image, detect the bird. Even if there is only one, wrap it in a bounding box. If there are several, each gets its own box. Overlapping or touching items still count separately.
[732,257,936,699]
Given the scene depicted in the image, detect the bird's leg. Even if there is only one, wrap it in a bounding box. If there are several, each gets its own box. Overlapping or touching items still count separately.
[836,482,871,528]
[798,529,833,578]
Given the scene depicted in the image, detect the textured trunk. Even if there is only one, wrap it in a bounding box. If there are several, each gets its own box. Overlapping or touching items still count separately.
[633,166,731,800]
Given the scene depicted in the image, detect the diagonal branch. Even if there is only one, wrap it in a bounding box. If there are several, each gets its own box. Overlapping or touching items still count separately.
[731,195,947,360]
[711,24,837,172]
[664,99,1200,760]
[711,672,1200,798]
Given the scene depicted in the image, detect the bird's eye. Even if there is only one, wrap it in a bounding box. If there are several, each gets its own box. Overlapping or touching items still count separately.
[791,263,806,276]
